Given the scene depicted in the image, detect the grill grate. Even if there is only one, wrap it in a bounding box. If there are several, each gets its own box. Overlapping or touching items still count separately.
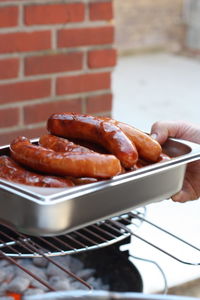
[0,209,145,258]
[0,207,199,266]
[0,207,200,295]
[0,209,145,293]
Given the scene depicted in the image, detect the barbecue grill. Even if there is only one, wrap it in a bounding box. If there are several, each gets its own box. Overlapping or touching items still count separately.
[0,137,200,299]
[0,209,200,299]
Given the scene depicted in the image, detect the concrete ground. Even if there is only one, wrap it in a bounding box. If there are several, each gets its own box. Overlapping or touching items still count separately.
[112,53,200,297]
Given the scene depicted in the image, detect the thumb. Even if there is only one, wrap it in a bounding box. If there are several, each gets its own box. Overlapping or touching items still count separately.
[151,121,184,145]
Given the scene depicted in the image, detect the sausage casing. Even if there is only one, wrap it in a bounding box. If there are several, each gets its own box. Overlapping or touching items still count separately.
[0,155,74,188]
[116,121,162,162]
[10,136,121,178]
[39,134,92,153]
[47,113,138,168]
[134,152,171,170]
[100,117,162,162]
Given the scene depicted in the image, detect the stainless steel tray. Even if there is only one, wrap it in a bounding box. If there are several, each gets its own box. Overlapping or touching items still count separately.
[0,138,200,237]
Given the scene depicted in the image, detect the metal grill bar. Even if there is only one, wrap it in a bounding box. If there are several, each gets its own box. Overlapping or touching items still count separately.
[0,251,55,292]
[130,212,200,252]
[0,207,199,297]
[38,236,65,253]
[1,208,199,267]
[49,236,78,252]
[0,235,55,292]
[0,229,35,256]
[91,224,119,239]
[82,227,108,243]
[107,218,200,266]
[65,233,89,249]
[0,212,141,293]
[0,223,129,257]
[1,225,93,291]
[72,230,99,246]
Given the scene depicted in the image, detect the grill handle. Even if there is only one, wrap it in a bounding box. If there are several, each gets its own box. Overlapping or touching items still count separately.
[108,213,200,266]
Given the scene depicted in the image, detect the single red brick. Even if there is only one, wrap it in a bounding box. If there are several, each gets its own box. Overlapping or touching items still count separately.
[0,79,51,104]
[56,72,111,95]
[0,6,18,27]
[25,3,85,25]
[58,26,114,48]
[23,98,82,125]
[86,93,112,114]
[89,2,113,21]
[25,52,83,76]
[88,49,117,69]
[0,126,47,146]
[0,58,19,79]
[0,31,51,54]
[0,107,20,128]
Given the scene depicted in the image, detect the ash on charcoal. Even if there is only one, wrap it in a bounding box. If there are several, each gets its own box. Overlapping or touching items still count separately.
[0,253,110,297]
[87,276,109,290]
[75,268,95,280]
[33,257,48,268]
[3,265,16,282]
[46,263,71,280]
[0,282,9,295]
[7,275,30,293]
[16,262,48,290]
[49,276,72,291]
[17,259,47,278]
[46,262,70,279]
[0,268,7,283]
[24,288,45,296]
[0,260,10,268]
[50,256,84,274]
[69,280,89,290]
[26,265,47,281]
[67,256,84,273]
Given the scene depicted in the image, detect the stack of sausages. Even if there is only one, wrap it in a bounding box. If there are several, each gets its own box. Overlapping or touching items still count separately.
[0,113,170,188]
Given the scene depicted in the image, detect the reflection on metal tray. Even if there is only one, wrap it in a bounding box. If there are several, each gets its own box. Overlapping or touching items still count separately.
[0,138,200,237]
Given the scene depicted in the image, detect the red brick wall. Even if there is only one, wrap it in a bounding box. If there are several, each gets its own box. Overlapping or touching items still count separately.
[0,0,116,146]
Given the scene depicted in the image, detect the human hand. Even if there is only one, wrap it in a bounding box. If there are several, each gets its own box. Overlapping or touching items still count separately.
[151,121,200,203]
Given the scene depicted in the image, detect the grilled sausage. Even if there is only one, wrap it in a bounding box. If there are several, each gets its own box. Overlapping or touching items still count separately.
[10,136,121,178]
[39,135,103,185]
[39,134,92,153]
[0,155,74,188]
[40,134,108,154]
[47,113,138,168]
[134,152,171,170]
[117,122,161,162]
[101,117,162,162]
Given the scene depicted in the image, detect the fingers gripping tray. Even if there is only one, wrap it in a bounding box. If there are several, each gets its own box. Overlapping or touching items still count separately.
[0,138,200,237]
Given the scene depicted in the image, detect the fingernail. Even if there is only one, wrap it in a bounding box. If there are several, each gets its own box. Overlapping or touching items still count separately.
[151,133,158,140]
